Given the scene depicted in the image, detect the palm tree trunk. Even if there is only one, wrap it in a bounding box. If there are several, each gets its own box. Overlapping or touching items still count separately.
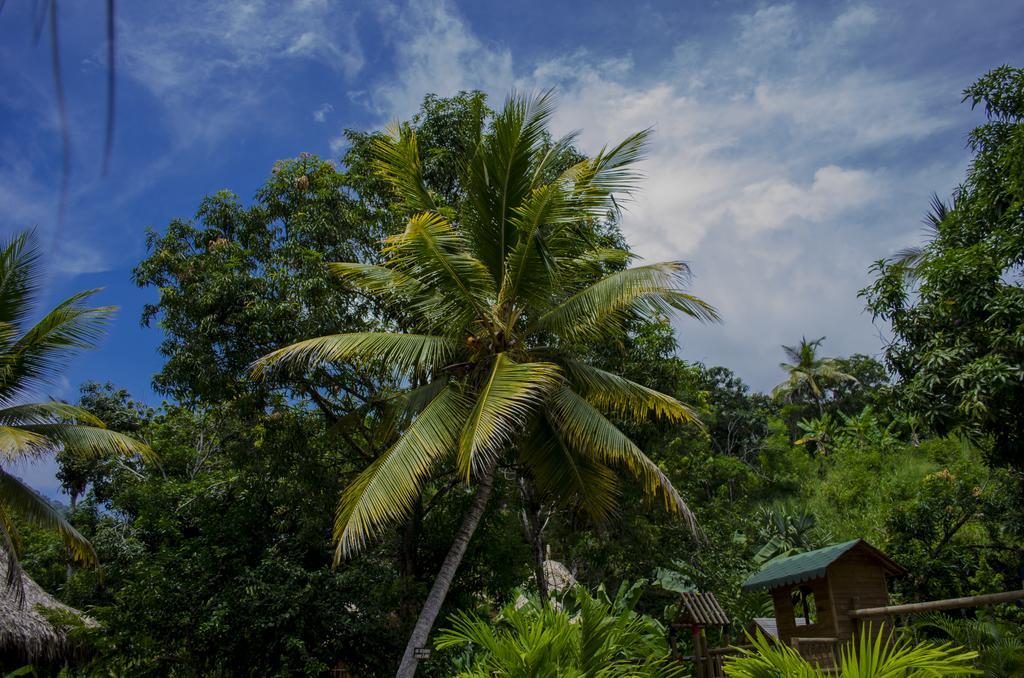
[517,475,549,604]
[395,461,498,678]
[398,496,423,624]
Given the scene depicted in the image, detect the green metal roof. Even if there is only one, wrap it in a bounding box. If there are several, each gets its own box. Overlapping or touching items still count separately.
[741,540,863,593]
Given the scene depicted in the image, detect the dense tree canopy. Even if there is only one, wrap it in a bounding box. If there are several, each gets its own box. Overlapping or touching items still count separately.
[864,65,1024,465]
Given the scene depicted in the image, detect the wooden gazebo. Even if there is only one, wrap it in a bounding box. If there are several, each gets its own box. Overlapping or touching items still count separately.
[741,539,905,664]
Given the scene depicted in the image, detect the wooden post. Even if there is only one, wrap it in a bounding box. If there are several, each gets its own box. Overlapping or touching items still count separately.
[692,625,704,678]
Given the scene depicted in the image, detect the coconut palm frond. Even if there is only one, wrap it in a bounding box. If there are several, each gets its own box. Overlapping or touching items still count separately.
[457,355,561,480]
[0,508,25,604]
[14,424,154,463]
[575,128,652,210]
[535,262,719,341]
[252,332,458,379]
[0,470,97,570]
[0,426,49,461]
[464,90,560,283]
[561,359,701,426]
[384,211,498,328]
[334,385,472,560]
[547,386,696,534]
[0,290,114,403]
[518,422,619,522]
[0,402,104,427]
[371,123,437,214]
[0,231,42,327]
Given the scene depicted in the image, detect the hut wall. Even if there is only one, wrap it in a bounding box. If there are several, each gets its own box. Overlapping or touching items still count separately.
[770,576,836,646]
[826,550,891,642]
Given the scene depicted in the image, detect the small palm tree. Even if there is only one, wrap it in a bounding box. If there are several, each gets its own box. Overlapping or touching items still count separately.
[772,337,856,414]
[726,627,978,677]
[254,91,717,676]
[0,231,153,602]
[436,582,683,677]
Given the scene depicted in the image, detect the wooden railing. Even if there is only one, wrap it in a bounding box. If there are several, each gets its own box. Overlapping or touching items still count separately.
[850,589,1024,619]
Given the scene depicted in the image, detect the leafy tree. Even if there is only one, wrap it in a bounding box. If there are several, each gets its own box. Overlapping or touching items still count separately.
[863,66,1024,465]
[255,91,717,676]
[132,153,384,409]
[885,464,1022,601]
[0,231,151,600]
[697,366,773,461]
[55,382,152,511]
[828,355,891,416]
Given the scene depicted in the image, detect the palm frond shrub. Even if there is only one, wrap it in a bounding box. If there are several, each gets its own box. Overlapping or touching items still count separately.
[254,90,716,676]
[914,612,1024,678]
[436,581,684,677]
[725,626,978,678]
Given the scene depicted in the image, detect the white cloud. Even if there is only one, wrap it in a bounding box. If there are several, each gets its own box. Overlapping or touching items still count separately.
[368,0,515,118]
[370,1,968,390]
[832,5,880,37]
[117,0,363,144]
[313,103,334,123]
[730,166,882,234]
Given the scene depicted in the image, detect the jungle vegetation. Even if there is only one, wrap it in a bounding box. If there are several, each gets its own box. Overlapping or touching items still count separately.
[4,66,1024,676]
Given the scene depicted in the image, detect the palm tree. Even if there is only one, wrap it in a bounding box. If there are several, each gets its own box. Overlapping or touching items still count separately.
[253,91,718,677]
[0,231,153,603]
[772,336,856,414]
[726,627,978,677]
[891,193,951,279]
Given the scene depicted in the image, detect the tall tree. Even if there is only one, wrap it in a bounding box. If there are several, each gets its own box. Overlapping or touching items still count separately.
[863,65,1024,465]
[0,231,152,601]
[254,91,718,677]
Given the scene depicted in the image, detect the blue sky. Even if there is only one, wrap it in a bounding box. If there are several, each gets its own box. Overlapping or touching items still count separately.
[1,0,1022,494]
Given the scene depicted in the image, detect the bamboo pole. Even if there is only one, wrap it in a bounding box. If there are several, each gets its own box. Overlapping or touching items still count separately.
[851,589,1024,618]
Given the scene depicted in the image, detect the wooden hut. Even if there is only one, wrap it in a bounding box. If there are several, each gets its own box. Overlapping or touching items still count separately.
[741,539,904,660]
[0,553,95,667]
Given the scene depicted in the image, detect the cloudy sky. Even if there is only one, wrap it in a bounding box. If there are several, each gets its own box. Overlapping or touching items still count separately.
[1,1,1022,492]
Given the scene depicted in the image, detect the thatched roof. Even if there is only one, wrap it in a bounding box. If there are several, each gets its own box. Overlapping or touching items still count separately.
[0,553,95,662]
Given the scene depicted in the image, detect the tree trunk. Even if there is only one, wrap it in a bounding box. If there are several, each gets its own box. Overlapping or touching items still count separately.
[518,475,549,604]
[395,462,498,678]
[398,496,423,624]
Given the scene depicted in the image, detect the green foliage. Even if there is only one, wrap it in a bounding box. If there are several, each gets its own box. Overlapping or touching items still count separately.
[913,612,1024,678]
[863,65,1024,465]
[435,582,682,677]
[725,627,978,678]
